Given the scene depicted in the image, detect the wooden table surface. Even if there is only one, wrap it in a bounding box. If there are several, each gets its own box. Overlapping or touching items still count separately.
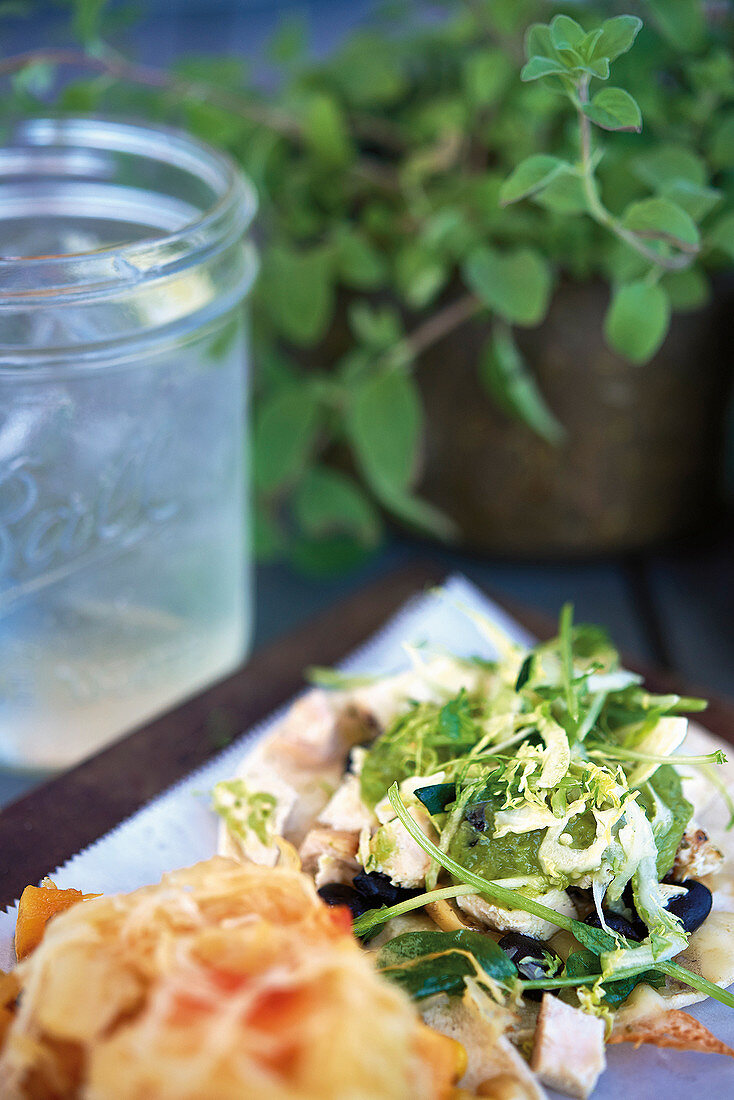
[3,559,733,909]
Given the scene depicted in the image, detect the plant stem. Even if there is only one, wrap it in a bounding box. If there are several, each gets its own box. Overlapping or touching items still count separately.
[352,883,476,937]
[398,293,482,361]
[575,80,692,273]
[0,47,399,191]
[657,960,734,1010]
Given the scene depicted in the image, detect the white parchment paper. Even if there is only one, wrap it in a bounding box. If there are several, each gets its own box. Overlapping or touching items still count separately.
[2,575,732,1097]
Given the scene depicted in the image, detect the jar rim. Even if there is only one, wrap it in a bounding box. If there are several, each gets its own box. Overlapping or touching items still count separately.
[0,116,257,301]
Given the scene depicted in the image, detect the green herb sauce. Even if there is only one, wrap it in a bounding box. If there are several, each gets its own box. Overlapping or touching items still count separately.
[447,796,598,884]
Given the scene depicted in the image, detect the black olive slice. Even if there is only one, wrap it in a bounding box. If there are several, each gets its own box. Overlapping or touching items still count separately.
[498,932,561,1000]
[317,883,369,918]
[352,870,423,908]
[664,879,712,935]
[584,910,645,941]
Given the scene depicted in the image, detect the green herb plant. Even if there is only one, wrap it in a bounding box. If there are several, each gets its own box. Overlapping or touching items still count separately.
[3,0,734,567]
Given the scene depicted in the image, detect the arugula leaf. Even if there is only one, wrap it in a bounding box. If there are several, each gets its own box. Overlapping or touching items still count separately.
[377,929,517,999]
[306,667,379,690]
[379,948,480,999]
[563,948,662,1007]
[515,654,534,691]
[438,690,479,743]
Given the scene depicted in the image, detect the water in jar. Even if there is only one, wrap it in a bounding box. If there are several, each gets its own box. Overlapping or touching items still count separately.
[0,209,251,770]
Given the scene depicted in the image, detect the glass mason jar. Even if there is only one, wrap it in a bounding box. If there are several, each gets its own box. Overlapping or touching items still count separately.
[0,117,258,770]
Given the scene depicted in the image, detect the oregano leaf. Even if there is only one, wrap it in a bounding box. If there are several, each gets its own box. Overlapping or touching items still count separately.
[581,55,610,80]
[622,198,700,253]
[579,28,604,60]
[583,88,642,133]
[462,48,513,106]
[261,245,334,346]
[347,369,422,499]
[709,113,734,171]
[604,281,671,364]
[480,327,564,444]
[661,268,710,312]
[253,384,321,494]
[592,15,643,61]
[288,534,372,576]
[326,32,405,108]
[708,211,734,261]
[500,154,567,205]
[293,466,380,545]
[647,0,705,52]
[464,247,552,326]
[549,15,586,52]
[267,14,308,66]
[659,180,721,223]
[333,227,386,289]
[394,244,447,309]
[533,168,588,215]
[303,92,355,167]
[69,0,108,45]
[633,145,707,189]
[377,487,456,540]
[253,508,285,563]
[348,302,402,350]
[521,55,568,82]
[524,23,553,60]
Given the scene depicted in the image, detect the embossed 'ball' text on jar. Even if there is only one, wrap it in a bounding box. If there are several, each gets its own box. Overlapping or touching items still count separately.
[0,118,258,770]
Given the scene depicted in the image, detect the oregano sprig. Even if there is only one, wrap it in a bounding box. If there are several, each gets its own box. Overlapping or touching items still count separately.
[500,11,723,365]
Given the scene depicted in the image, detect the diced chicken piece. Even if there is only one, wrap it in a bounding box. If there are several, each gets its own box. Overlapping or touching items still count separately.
[217,767,298,868]
[530,994,605,1100]
[457,889,577,942]
[352,671,417,729]
[318,774,377,832]
[366,806,437,887]
[352,659,484,730]
[421,982,545,1098]
[673,822,724,881]
[218,739,339,857]
[299,828,361,888]
[265,690,382,771]
[338,701,382,748]
[266,690,344,768]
